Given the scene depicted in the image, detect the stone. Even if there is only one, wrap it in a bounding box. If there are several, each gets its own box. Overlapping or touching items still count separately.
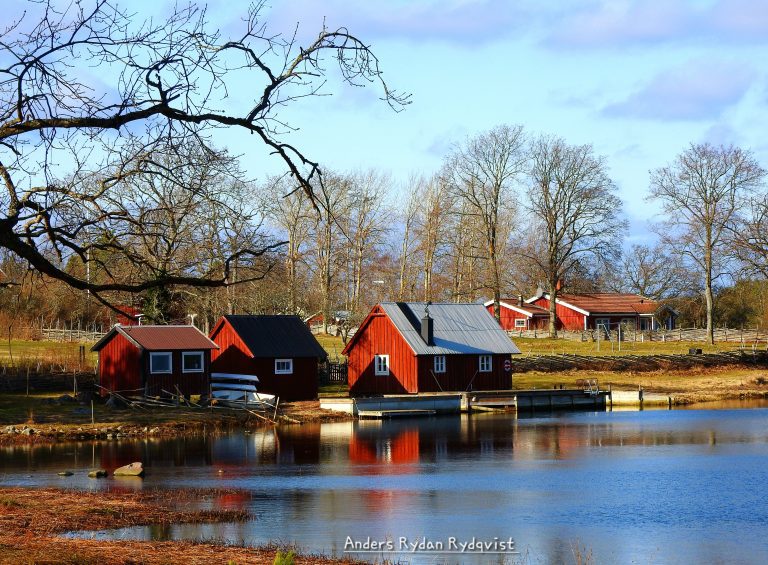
[88,469,108,478]
[21,427,34,436]
[113,462,144,477]
[57,471,73,476]
[4,426,17,434]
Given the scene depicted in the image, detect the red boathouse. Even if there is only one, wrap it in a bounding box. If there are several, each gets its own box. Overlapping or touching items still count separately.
[92,325,218,397]
[209,315,328,401]
[343,302,521,396]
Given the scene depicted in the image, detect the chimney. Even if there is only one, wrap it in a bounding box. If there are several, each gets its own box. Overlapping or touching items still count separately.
[421,302,434,345]
[518,294,524,307]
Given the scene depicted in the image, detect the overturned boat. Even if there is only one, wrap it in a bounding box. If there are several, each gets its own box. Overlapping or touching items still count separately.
[209,373,277,407]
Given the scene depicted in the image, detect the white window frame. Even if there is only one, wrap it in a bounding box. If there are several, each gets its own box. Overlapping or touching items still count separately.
[514,318,526,328]
[275,358,294,375]
[479,355,492,373]
[181,351,204,373]
[374,354,390,376]
[150,352,172,374]
[434,355,446,374]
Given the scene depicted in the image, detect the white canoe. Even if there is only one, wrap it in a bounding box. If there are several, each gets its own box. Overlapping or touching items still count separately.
[211,389,276,406]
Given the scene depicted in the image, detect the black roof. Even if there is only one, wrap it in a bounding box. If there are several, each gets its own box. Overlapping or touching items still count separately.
[221,315,327,359]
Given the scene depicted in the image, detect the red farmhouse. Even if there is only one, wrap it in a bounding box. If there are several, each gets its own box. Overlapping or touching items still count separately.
[343,302,521,396]
[525,292,678,332]
[209,315,327,401]
[484,297,549,330]
[92,325,218,397]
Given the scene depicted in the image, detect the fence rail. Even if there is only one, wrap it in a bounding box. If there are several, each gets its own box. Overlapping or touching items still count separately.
[508,327,768,344]
[509,349,768,374]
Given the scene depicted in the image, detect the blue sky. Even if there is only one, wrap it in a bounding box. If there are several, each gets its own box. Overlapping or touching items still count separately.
[108,1,768,242]
[244,0,768,242]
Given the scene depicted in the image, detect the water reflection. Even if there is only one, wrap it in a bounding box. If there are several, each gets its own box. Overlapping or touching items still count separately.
[5,407,768,564]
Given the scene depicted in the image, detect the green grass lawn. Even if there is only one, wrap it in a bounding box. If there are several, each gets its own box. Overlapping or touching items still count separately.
[0,340,97,369]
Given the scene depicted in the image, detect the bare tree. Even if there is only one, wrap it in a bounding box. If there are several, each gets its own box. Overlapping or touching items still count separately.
[731,194,768,280]
[0,1,407,312]
[396,176,424,300]
[443,125,526,320]
[649,143,764,344]
[524,135,626,337]
[262,176,314,314]
[416,176,452,302]
[607,243,690,300]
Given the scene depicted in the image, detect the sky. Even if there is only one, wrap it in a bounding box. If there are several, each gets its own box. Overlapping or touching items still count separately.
[253,0,768,244]
[17,0,768,245]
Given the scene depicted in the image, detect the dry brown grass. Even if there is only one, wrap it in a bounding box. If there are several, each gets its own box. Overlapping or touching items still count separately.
[514,365,768,403]
[0,487,361,564]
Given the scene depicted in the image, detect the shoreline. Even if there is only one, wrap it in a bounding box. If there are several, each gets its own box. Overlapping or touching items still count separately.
[0,486,359,564]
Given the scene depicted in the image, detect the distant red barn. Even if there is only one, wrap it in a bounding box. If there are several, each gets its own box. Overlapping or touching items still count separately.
[484,297,549,331]
[92,325,218,397]
[343,302,521,396]
[209,315,328,401]
[525,292,678,332]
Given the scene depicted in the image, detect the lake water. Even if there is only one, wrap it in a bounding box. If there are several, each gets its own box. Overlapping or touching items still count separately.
[2,403,768,564]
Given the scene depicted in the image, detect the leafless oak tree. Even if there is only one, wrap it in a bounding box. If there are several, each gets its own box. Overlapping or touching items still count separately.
[606,243,690,300]
[649,143,764,344]
[443,124,526,320]
[524,135,625,337]
[0,1,407,312]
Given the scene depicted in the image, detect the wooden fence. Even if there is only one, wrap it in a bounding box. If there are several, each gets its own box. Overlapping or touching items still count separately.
[319,361,348,385]
[0,366,97,393]
[509,349,768,374]
[509,327,768,344]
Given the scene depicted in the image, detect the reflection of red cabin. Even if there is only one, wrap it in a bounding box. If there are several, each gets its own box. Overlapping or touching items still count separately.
[92,325,218,397]
[526,292,678,331]
[484,298,549,330]
[209,315,328,401]
[343,302,520,396]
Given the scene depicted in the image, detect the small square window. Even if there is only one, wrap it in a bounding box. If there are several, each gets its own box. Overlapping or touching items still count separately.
[479,355,492,373]
[514,319,526,328]
[275,359,293,374]
[150,352,172,374]
[374,354,390,376]
[434,355,446,374]
[182,351,204,373]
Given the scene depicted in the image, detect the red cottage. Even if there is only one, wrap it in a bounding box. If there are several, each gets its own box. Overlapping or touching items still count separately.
[92,325,218,397]
[343,302,521,397]
[209,315,328,401]
[526,292,678,331]
[484,297,550,330]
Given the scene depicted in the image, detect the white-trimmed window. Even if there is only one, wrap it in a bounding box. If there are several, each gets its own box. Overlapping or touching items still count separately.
[374,354,390,376]
[434,355,446,374]
[514,318,526,328]
[182,351,204,373]
[150,352,172,374]
[275,359,294,374]
[479,355,492,373]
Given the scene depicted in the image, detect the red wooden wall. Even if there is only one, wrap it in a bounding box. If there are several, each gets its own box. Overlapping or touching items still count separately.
[416,354,511,392]
[530,297,586,330]
[210,319,318,401]
[142,350,210,397]
[98,332,142,395]
[486,304,548,331]
[347,308,417,396]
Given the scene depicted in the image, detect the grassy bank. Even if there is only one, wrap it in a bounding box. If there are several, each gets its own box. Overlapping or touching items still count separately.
[0,393,353,445]
[0,487,359,564]
[513,366,768,404]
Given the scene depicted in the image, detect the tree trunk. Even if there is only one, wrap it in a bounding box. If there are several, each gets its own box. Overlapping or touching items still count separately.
[548,281,558,338]
[705,245,714,345]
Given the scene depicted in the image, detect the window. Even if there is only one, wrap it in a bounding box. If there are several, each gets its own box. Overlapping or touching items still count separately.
[182,351,204,373]
[595,318,611,333]
[514,318,526,328]
[434,355,446,374]
[374,354,390,376]
[150,352,172,374]
[275,359,293,374]
[479,355,492,373]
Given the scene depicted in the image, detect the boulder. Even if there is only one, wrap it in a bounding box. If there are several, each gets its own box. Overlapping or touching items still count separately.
[88,469,108,478]
[113,462,144,477]
[57,471,73,477]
